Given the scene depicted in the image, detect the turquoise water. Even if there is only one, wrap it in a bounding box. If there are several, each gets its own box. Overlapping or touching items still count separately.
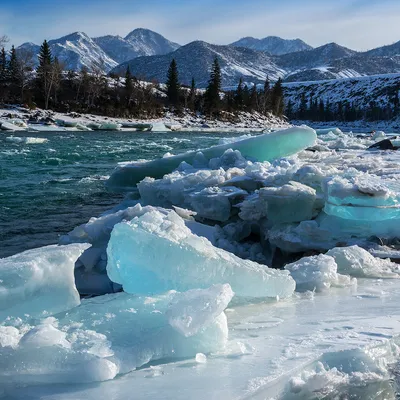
[0,130,241,258]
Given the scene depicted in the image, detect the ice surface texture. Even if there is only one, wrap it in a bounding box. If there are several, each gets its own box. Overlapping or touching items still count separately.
[0,284,232,384]
[107,210,295,298]
[0,244,89,321]
[106,127,317,189]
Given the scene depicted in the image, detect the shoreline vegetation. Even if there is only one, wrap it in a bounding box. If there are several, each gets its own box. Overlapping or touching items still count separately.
[0,39,286,123]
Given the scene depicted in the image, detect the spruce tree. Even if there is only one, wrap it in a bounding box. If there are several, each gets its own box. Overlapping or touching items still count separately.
[125,66,133,92]
[249,84,258,111]
[166,59,180,106]
[270,78,284,116]
[189,77,196,111]
[235,77,244,110]
[204,57,221,115]
[262,77,271,114]
[8,45,19,83]
[0,48,7,84]
[37,40,53,109]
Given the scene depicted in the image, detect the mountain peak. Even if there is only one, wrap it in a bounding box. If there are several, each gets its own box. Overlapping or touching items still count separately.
[230,36,312,55]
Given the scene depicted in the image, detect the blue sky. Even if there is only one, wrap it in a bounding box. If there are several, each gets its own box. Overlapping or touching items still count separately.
[1,0,400,50]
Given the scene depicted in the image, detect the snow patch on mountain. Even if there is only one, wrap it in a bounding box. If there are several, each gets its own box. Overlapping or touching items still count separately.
[231,36,312,55]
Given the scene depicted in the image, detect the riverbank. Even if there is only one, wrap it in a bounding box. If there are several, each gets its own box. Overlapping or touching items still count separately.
[0,106,289,133]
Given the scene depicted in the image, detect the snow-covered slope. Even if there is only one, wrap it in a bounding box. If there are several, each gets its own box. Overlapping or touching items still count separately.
[18,32,118,73]
[93,35,142,64]
[48,32,118,72]
[231,36,313,55]
[124,28,180,56]
[283,73,400,112]
[111,41,285,87]
[94,29,180,64]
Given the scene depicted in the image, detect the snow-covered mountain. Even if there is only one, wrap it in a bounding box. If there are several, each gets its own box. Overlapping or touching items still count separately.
[111,40,285,87]
[17,29,180,73]
[94,29,180,64]
[93,35,141,64]
[231,36,312,55]
[17,32,118,73]
[15,30,400,84]
[124,28,180,56]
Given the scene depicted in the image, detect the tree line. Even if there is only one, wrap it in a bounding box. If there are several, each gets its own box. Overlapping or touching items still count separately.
[163,57,285,118]
[286,91,400,122]
[0,38,286,119]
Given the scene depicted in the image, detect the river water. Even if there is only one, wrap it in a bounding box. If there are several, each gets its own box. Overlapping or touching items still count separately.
[0,130,242,258]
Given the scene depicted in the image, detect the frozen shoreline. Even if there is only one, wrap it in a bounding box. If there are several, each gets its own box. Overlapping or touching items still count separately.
[3,124,400,399]
[0,106,290,134]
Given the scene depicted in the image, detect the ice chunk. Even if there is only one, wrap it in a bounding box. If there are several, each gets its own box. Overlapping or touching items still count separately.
[107,210,295,298]
[285,254,355,292]
[166,284,234,337]
[107,127,317,190]
[326,245,400,278]
[323,174,400,221]
[315,127,343,135]
[0,285,231,384]
[259,181,316,224]
[0,244,89,321]
[195,353,207,363]
[189,186,247,222]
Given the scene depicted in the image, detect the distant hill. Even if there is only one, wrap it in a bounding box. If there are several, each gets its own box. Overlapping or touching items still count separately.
[230,36,312,55]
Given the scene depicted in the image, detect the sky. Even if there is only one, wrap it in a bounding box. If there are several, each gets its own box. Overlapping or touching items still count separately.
[1,0,400,50]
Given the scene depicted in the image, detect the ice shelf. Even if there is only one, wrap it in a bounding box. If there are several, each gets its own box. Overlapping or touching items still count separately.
[106,127,317,190]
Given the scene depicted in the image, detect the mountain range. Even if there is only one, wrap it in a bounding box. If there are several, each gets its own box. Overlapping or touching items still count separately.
[17,28,400,87]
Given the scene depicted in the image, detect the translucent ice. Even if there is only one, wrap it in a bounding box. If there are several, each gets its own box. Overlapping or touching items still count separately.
[285,254,355,292]
[106,127,317,190]
[324,174,400,221]
[327,245,400,278]
[0,285,232,384]
[107,210,295,298]
[0,244,89,321]
[259,181,316,224]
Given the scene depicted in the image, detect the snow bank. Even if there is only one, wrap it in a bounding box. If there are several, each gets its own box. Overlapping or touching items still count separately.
[107,210,295,298]
[0,244,89,321]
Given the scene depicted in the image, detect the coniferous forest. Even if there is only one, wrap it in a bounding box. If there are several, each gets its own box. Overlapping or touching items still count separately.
[0,39,285,120]
[1,37,398,122]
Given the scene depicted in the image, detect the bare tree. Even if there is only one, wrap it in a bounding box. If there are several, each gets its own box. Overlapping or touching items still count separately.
[15,48,34,102]
[0,35,9,48]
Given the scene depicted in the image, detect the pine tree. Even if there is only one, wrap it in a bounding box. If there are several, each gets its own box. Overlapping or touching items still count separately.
[286,99,293,119]
[249,84,258,111]
[166,59,180,106]
[189,77,196,111]
[299,93,307,119]
[8,45,19,82]
[0,47,7,84]
[262,77,271,114]
[125,66,133,92]
[204,57,222,115]
[37,40,54,109]
[235,77,244,110]
[318,99,325,121]
[270,78,284,116]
